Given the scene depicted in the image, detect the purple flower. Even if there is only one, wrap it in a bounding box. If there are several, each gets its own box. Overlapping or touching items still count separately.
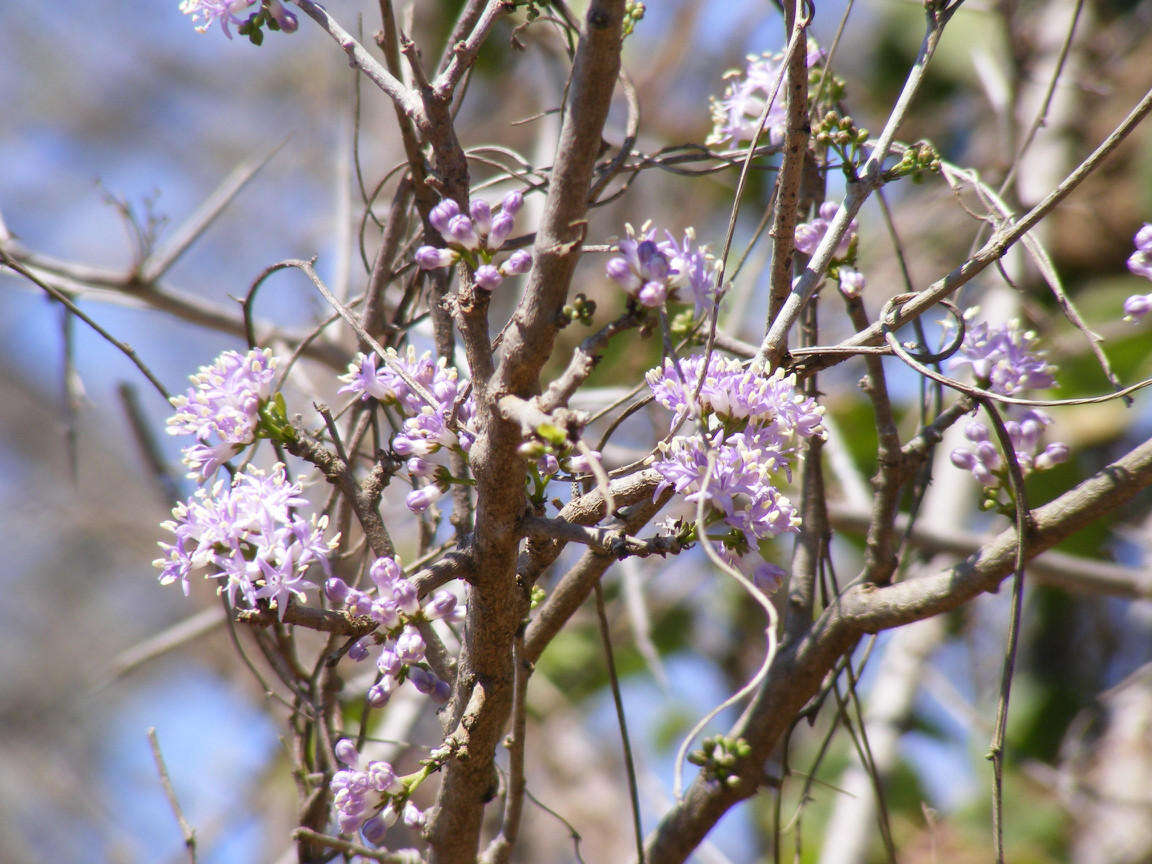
[429,199,460,236]
[469,199,493,235]
[155,464,337,615]
[1126,222,1152,281]
[406,484,445,513]
[645,353,824,440]
[473,264,503,291]
[1123,292,1152,321]
[948,316,1055,395]
[637,281,669,308]
[752,561,787,593]
[368,557,401,589]
[339,346,459,417]
[662,228,722,314]
[794,201,857,258]
[395,626,426,664]
[330,741,402,838]
[839,267,865,298]
[1035,441,1069,471]
[423,589,459,620]
[407,665,439,696]
[403,800,427,828]
[267,0,297,31]
[951,406,1065,487]
[377,647,402,677]
[501,249,533,276]
[706,44,823,148]
[167,348,278,481]
[447,214,480,250]
[653,431,800,541]
[606,224,678,305]
[335,739,360,767]
[366,682,392,708]
[179,0,254,37]
[415,245,458,270]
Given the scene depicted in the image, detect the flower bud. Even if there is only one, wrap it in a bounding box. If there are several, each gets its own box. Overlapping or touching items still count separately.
[347,639,369,662]
[447,214,479,250]
[415,245,457,270]
[501,189,524,217]
[423,589,458,620]
[325,577,350,603]
[469,198,492,235]
[335,739,359,767]
[501,249,533,276]
[429,199,460,236]
[473,264,503,291]
[1035,441,1069,471]
[606,256,640,291]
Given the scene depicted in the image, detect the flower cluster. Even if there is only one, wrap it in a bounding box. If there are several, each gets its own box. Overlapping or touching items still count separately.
[1123,223,1152,321]
[647,353,824,556]
[605,223,722,311]
[325,555,461,707]
[155,464,337,615]
[706,43,824,149]
[947,315,1067,491]
[948,318,1055,395]
[180,0,297,37]
[330,739,426,843]
[950,413,1068,486]
[339,346,477,513]
[167,348,278,481]
[415,192,532,292]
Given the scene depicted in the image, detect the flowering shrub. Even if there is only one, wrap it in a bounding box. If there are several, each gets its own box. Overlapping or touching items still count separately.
[12,1,1152,862]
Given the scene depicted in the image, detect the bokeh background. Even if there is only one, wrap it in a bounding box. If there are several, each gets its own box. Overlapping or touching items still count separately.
[3,1,1152,861]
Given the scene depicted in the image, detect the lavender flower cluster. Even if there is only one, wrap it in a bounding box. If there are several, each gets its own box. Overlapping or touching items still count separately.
[167,348,278,481]
[647,353,824,560]
[339,345,476,513]
[605,223,722,312]
[948,315,1068,489]
[180,0,297,37]
[324,555,461,708]
[155,464,337,616]
[415,192,532,292]
[706,43,824,149]
[331,738,426,843]
[1123,223,1152,320]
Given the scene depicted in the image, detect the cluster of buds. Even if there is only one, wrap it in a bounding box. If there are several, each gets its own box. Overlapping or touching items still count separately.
[331,738,427,845]
[888,140,942,182]
[561,292,597,327]
[687,735,752,786]
[947,314,1068,503]
[415,191,532,292]
[950,412,1068,493]
[1123,223,1152,320]
[325,555,462,707]
[812,109,869,150]
[622,0,646,37]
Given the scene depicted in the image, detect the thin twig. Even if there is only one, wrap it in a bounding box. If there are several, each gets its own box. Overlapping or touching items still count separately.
[147,728,198,863]
[594,578,647,864]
